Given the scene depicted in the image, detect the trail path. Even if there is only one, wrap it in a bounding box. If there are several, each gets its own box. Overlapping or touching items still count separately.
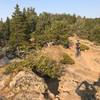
[42,36,100,100]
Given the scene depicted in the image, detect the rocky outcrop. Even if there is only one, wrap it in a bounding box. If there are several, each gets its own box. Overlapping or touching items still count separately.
[0,57,9,67]
[0,70,48,100]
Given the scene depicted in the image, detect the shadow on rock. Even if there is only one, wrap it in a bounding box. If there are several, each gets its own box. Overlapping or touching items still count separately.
[32,69,60,96]
[32,69,60,100]
[44,76,60,96]
[93,77,100,87]
[76,81,97,100]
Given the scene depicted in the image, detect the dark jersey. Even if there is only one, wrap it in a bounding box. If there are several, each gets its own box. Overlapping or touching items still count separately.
[76,42,80,49]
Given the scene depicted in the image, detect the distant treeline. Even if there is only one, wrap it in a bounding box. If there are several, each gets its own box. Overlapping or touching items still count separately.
[0,4,100,50]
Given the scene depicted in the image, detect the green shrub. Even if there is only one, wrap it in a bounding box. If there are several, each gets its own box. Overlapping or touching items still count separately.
[4,63,17,75]
[80,44,89,51]
[30,54,60,78]
[4,52,61,78]
[60,54,75,65]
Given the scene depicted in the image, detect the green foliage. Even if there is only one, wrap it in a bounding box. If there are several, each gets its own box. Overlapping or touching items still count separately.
[80,44,89,51]
[5,17,11,40]
[0,32,4,39]
[47,21,69,35]
[0,4,100,59]
[0,19,6,46]
[4,52,61,78]
[10,4,27,47]
[0,4,100,49]
[31,54,60,78]
[60,54,75,65]
[89,26,100,44]
[35,12,50,34]
[75,18,100,44]
[6,4,37,56]
[4,63,17,75]
[32,32,69,49]
[24,7,37,34]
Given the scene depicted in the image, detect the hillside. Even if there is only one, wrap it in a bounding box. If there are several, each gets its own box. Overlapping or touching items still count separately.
[0,37,100,100]
[42,36,100,100]
[0,2,100,100]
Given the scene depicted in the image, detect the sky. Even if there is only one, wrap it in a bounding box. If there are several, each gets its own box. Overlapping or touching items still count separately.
[0,0,100,20]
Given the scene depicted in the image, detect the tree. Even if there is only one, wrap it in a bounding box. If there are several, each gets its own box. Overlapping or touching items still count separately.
[5,17,11,40]
[0,18,7,46]
[25,7,37,33]
[9,4,28,56]
[36,12,51,34]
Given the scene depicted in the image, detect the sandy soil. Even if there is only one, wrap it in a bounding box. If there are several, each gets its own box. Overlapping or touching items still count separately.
[42,36,100,100]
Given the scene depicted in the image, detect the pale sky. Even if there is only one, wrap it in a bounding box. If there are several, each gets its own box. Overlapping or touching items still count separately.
[0,0,100,20]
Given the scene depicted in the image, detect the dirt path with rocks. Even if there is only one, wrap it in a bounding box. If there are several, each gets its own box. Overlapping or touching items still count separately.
[42,36,100,100]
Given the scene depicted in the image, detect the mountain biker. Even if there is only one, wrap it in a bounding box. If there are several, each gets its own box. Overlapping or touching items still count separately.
[76,40,81,56]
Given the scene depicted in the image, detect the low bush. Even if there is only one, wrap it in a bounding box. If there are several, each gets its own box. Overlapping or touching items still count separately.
[4,60,27,75]
[4,52,61,78]
[60,53,75,65]
[80,44,89,51]
[31,54,60,78]
[4,63,17,75]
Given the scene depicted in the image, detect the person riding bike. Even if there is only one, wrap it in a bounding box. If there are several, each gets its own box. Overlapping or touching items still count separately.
[76,40,81,56]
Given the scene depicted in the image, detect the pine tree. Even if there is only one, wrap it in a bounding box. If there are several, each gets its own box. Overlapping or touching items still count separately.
[5,17,11,40]
[9,4,27,55]
[25,7,37,33]
[0,18,6,46]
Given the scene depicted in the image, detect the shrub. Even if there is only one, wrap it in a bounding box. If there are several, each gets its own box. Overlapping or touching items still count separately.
[60,53,75,65]
[4,52,61,78]
[4,63,17,75]
[80,44,89,51]
[30,54,60,78]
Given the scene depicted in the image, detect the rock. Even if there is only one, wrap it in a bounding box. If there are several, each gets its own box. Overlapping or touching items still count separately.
[0,96,7,100]
[9,70,47,99]
[14,92,44,100]
[48,90,55,100]
[96,88,100,100]
[0,70,48,100]
[0,57,10,67]
[0,75,11,90]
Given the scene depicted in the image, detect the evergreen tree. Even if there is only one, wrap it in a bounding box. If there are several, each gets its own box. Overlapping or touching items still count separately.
[5,17,11,40]
[25,7,37,33]
[0,18,6,46]
[9,4,28,55]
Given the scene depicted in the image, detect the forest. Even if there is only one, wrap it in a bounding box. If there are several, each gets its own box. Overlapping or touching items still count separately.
[0,4,100,49]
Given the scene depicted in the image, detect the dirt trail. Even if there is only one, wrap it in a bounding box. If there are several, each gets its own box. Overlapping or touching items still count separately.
[42,37,100,100]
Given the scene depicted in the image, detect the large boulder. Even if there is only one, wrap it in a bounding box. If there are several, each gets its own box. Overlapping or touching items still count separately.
[0,70,48,100]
